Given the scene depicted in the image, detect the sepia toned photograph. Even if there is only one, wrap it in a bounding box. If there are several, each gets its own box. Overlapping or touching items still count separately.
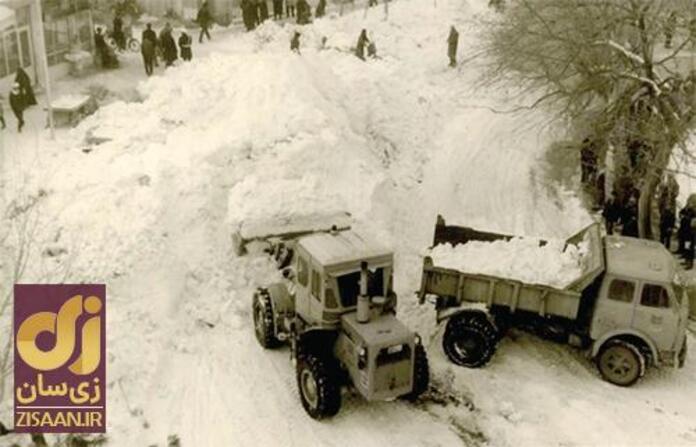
[0,0,695,446]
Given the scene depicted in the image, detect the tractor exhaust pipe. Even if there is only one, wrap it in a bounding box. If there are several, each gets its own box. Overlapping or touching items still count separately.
[357,261,370,323]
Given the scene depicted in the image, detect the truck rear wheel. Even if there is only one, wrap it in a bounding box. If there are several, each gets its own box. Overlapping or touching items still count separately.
[296,352,341,419]
[597,340,645,387]
[253,289,280,349]
[401,342,429,401]
[443,313,498,368]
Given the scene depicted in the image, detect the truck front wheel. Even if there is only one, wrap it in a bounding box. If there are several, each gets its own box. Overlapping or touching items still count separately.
[296,353,341,419]
[253,289,280,349]
[597,340,646,387]
[443,313,498,368]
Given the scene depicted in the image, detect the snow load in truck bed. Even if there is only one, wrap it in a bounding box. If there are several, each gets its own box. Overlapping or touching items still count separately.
[429,237,589,288]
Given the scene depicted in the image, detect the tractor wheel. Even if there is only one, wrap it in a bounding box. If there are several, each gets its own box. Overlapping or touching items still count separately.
[252,288,280,349]
[442,313,498,368]
[296,352,341,419]
[597,340,645,387]
[401,342,429,401]
[128,38,141,53]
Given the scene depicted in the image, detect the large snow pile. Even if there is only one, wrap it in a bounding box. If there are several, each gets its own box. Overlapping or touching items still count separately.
[429,237,589,288]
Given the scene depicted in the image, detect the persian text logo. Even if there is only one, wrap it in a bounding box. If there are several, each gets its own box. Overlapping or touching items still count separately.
[14,285,106,433]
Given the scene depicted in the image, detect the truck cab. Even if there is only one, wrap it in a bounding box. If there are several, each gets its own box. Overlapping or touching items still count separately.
[590,236,688,372]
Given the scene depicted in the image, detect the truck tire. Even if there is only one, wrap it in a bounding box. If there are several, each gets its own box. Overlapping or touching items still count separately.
[443,313,498,368]
[597,340,645,387]
[401,342,429,401]
[296,352,341,419]
[253,288,280,349]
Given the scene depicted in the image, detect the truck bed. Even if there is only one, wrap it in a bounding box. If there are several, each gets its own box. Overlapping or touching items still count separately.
[420,219,605,320]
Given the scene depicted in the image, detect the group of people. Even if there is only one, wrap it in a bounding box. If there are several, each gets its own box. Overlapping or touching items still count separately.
[140,23,193,76]
[0,67,37,133]
[242,0,315,31]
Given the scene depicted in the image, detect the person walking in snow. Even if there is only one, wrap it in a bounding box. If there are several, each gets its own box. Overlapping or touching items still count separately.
[141,37,155,75]
[15,67,36,107]
[197,1,213,43]
[9,83,26,133]
[286,0,296,18]
[448,26,459,67]
[315,0,326,18]
[179,30,193,61]
[159,23,178,67]
[291,31,301,53]
[355,29,369,60]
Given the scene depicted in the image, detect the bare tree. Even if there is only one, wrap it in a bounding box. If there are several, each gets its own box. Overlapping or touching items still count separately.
[481,0,696,238]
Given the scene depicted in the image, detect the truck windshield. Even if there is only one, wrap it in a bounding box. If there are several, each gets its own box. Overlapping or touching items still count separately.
[335,268,385,308]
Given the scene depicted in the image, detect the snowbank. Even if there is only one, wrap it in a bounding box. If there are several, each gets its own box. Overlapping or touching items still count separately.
[429,237,588,288]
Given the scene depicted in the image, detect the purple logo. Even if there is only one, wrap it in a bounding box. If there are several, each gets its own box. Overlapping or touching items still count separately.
[14,285,106,433]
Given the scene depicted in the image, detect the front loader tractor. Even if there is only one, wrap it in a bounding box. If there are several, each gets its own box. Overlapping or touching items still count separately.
[241,216,429,419]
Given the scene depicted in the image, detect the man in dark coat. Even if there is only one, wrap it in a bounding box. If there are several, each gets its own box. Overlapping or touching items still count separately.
[315,0,326,18]
[15,67,36,107]
[273,0,283,19]
[580,137,598,185]
[296,0,311,24]
[179,31,192,61]
[113,14,125,50]
[141,23,157,74]
[197,1,213,42]
[602,193,621,235]
[9,83,26,132]
[620,196,639,238]
[355,29,369,60]
[286,0,296,18]
[447,26,459,67]
[94,27,109,68]
[678,206,694,255]
[159,23,178,67]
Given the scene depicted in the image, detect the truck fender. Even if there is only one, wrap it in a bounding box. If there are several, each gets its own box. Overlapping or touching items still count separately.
[591,329,659,365]
[266,282,294,334]
[436,306,490,324]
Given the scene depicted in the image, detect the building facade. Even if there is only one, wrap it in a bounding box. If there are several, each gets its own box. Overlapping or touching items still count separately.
[0,0,93,93]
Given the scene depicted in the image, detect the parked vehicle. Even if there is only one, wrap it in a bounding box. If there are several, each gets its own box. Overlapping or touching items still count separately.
[237,213,429,418]
[418,217,688,386]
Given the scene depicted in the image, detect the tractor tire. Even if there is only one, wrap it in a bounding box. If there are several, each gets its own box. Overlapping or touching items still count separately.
[442,313,498,368]
[252,288,280,349]
[401,342,429,401]
[128,38,141,53]
[296,352,341,419]
[597,340,645,387]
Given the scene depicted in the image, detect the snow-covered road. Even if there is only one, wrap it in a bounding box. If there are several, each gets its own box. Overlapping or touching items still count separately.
[2,0,695,446]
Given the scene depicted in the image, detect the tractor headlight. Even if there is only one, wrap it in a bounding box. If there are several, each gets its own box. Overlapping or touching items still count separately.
[358,346,367,370]
[414,333,421,345]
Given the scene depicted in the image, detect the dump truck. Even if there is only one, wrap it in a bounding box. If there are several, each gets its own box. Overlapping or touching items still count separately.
[236,213,429,419]
[418,217,689,386]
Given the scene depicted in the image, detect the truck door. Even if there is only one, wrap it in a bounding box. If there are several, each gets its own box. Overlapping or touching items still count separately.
[590,277,637,340]
[294,254,311,319]
[632,283,679,352]
[308,265,324,323]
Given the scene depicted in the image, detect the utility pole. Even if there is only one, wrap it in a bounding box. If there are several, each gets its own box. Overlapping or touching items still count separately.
[30,0,54,139]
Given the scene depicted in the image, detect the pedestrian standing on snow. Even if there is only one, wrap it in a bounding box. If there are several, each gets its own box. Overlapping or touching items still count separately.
[447,26,459,67]
[315,0,326,18]
[619,196,639,238]
[678,205,694,255]
[197,1,213,43]
[15,67,36,107]
[273,0,283,19]
[286,0,296,18]
[291,31,301,53]
[367,33,377,58]
[602,193,621,234]
[241,0,255,31]
[160,23,178,67]
[296,0,311,24]
[94,26,109,68]
[259,0,270,22]
[142,23,158,69]
[113,14,125,50]
[141,37,155,75]
[9,83,25,133]
[179,31,193,61]
[355,29,369,60]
